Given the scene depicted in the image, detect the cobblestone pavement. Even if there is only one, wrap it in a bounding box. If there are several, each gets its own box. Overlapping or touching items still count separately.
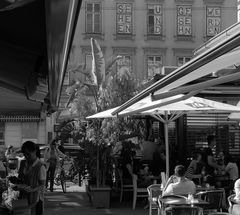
[44,183,149,215]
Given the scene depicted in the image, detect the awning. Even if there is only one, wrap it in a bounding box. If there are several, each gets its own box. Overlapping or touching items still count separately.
[112,22,240,115]
[0,115,41,122]
[228,101,240,121]
[0,0,82,114]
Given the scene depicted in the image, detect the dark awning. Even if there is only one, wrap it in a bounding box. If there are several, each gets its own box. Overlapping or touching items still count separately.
[0,0,82,114]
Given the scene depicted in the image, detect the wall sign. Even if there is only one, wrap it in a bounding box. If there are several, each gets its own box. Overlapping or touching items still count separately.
[206,6,221,37]
[177,5,192,36]
[116,3,132,34]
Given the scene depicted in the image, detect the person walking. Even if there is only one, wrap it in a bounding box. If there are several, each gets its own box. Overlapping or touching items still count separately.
[44,139,67,192]
[17,141,46,215]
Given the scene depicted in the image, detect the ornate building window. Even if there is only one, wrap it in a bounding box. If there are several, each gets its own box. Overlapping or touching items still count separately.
[177,56,191,67]
[117,55,132,73]
[147,4,163,36]
[116,3,133,35]
[85,2,102,34]
[176,5,192,36]
[206,6,221,37]
[147,56,162,79]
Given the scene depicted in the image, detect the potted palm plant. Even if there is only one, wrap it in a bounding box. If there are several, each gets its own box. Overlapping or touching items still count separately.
[66,38,143,208]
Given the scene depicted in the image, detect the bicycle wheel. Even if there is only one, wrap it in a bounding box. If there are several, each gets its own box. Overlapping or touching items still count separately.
[54,174,61,186]
[60,170,67,193]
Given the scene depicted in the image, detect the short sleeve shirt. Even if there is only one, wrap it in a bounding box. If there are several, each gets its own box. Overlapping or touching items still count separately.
[163,180,196,196]
[225,162,239,181]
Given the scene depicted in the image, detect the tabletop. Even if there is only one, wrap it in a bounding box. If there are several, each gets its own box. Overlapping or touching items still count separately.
[158,196,209,206]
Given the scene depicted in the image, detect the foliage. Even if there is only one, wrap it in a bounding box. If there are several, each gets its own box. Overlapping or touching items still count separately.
[66,38,145,187]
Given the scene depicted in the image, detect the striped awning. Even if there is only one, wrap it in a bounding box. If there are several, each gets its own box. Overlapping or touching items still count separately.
[0,115,41,122]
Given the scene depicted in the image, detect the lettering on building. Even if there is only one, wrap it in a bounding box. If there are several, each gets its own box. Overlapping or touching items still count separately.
[148,4,163,35]
[206,6,221,37]
[177,5,192,36]
[116,3,132,34]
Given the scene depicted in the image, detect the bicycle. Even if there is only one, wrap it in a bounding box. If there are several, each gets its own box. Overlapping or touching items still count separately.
[54,158,67,193]
[54,157,79,192]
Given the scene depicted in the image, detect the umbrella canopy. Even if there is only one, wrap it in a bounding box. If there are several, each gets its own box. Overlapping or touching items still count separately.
[86,107,119,119]
[228,101,240,121]
[86,96,240,178]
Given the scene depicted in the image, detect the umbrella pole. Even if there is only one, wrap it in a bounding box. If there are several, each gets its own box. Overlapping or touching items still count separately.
[164,112,169,180]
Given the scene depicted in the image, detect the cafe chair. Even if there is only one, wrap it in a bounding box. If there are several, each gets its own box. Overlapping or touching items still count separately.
[147,184,162,215]
[158,194,188,214]
[207,213,232,215]
[117,168,134,203]
[132,174,148,209]
[196,189,224,214]
[227,193,235,208]
[165,205,203,215]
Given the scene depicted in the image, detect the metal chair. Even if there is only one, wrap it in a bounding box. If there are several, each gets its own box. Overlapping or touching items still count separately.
[207,213,232,215]
[196,188,224,213]
[147,184,162,215]
[132,174,148,209]
[165,205,203,215]
[117,168,133,202]
[227,193,235,209]
[158,194,188,215]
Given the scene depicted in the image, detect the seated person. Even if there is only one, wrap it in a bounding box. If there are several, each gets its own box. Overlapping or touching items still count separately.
[216,151,225,167]
[185,152,205,184]
[151,144,166,176]
[119,141,136,184]
[223,154,239,191]
[202,135,223,185]
[228,178,240,215]
[137,163,152,188]
[162,165,196,196]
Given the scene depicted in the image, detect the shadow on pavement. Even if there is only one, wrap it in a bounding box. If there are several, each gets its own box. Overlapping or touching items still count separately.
[44,186,148,215]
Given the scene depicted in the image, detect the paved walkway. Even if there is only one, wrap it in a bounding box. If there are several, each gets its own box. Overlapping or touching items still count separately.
[44,184,149,215]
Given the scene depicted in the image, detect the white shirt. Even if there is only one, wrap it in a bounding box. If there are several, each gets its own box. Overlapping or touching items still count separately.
[225,162,239,181]
[234,179,240,201]
[163,179,196,196]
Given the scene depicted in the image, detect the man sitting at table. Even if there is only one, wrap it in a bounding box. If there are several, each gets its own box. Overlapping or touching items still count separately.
[162,165,196,196]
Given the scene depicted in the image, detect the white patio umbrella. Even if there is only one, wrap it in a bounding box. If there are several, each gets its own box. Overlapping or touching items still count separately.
[228,101,240,121]
[87,96,240,179]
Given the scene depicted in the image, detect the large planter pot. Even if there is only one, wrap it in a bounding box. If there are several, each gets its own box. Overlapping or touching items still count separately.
[89,185,111,208]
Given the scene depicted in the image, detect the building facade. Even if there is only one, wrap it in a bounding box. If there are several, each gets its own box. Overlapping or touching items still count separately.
[67,0,237,82]
[0,116,48,149]
[59,0,239,161]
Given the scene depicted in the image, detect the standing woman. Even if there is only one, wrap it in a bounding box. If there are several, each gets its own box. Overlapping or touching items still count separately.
[44,139,67,192]
[18,141,46,215]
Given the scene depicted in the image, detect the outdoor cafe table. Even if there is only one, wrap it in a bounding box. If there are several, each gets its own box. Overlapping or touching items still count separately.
[158,195,209,215]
